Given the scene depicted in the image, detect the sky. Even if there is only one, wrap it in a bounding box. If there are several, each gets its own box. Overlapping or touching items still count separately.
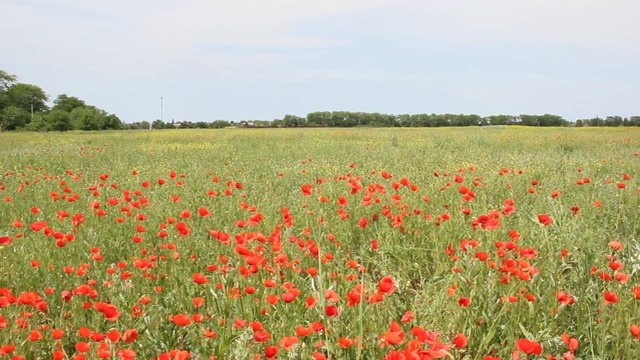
[2,0,639,123]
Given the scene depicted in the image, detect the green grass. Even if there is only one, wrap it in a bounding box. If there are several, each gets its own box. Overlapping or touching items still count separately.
[0,127,639,359]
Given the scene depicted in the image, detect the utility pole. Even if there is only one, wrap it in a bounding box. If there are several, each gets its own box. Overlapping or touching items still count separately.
[153,96,164,130]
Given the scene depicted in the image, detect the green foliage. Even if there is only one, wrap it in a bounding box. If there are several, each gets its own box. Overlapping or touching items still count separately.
[68,106,122,131]
[5,83,49,114]
[0,105,30,131]
[52,94,86,113]
[210,120,231,128]
[47,109,72,131]
[70,106,101,130]
[0,69,123,132]
[0,70,18,113]
[152,119,166,129]
[0,70,17,91]
[103,113,124,130]
[25,112,51,131]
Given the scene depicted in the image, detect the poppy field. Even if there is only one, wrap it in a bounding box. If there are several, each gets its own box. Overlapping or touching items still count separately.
[0,127,639,360]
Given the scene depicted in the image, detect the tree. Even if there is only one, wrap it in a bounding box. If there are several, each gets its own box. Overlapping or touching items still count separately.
[47,110,72,131]
[102,114,124,130]
[6,83,49,115]
[0,70,18,113]
[604,116,623,127]
[152,119,165,129]
[307,111,331,126]
[0,106,30,131]
[26,112,51,131]
[0,70,17,91]
[70,106,104,130]
[283,114,303,127]
[52,94,86,113]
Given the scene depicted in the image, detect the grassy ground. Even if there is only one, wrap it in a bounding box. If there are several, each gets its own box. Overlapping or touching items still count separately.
[0,127,639,359]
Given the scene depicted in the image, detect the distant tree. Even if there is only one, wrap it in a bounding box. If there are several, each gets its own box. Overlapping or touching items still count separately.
[0,70,18,112]
[211,120,230,128]
[52,94,86,113]
[588,117,601,127]
[47,110,72,131]
[193,121,209,129]
[465,114,482,126]
[70,106,104,130]
[283,114,304,127]
[6,83,49,115]
[307,111,331,126]
[0,70,17,91]
[0,105,30,131]
[102,114,124,130]
[397,114,411,127]
[152,119,165,129]
[486,115,511,125]
[26,112,50,131]
[604,116,623,127]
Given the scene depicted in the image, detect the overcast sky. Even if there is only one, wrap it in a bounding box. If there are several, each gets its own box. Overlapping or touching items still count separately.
[2,0,639,123]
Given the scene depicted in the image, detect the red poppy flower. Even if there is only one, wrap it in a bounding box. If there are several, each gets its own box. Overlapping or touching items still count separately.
[515,338,542,355]
[452,333,468,348]
[400,310,414,323]
[75,341,91,353]
[325,305,339,317]
[537,214,553,226]
[51,329,65,340]
[253,330,271,342]
[557,291,575,305]
[192,273,208,285]
[28,330,42,341]
[170,314,192,326]
[561,333,578,352]
[603,291,619,305]
[279,336,300,350]
[378,276,396,294]
[301,184,313,196]
[608,241,623,251]
[265,345,279,358]
[337,337,356,348]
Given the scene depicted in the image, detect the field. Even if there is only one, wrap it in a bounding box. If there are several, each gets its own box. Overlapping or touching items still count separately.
[0,127,639,360]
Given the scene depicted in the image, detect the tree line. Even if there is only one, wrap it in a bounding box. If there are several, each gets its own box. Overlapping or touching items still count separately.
[3,69,639,131]
[0,70,124,132]
[139,112,640,130]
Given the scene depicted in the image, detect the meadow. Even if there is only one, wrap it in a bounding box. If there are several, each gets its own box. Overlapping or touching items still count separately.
[0,127,638,360]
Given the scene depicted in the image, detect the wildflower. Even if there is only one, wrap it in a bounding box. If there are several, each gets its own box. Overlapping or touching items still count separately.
[515,338,542,355]
[253,330,271,342]
[378,276,396,294]
[452,333,468,348]
[537,214,553,226]
[170,314,192,326]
